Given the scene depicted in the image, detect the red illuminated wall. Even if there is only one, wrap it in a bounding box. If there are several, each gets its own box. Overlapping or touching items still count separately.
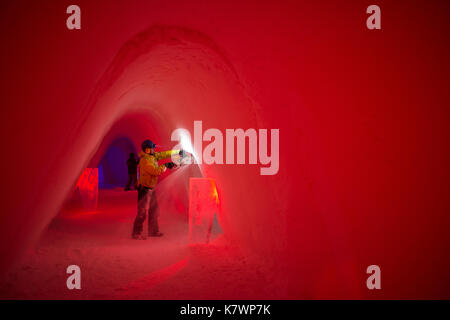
[0,0,449,298]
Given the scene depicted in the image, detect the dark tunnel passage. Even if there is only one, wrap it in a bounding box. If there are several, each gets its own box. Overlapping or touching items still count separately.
[97,137,137,189]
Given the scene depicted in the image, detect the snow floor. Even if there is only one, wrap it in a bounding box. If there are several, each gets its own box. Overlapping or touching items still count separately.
[0,189,286,299]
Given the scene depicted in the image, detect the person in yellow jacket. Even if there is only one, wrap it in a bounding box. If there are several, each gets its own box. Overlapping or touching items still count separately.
[132,139,182,239]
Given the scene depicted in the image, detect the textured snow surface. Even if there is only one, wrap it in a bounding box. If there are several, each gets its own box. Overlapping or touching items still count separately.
[0,190,286,299]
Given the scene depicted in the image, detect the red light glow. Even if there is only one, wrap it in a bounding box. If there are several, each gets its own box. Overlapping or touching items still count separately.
[75,168,99,211]
[189,178,220,244]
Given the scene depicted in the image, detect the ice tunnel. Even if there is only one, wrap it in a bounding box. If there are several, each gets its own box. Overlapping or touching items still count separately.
[0,24,298,298]
[1,0,450,299]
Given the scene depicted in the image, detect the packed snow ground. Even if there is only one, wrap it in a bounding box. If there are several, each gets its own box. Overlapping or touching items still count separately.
[0,189,286,299]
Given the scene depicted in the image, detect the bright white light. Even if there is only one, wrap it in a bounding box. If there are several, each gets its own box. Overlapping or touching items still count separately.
[171,128,198,164]
[180,133,194,154]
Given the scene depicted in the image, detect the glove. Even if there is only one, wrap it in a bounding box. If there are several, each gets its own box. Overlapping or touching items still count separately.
[164,162,176,169]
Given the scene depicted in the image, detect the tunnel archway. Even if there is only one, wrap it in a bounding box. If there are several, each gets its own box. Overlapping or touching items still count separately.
[52,25,265,251]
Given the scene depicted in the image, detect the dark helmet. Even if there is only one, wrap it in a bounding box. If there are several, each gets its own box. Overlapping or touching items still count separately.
[141,139,156,151]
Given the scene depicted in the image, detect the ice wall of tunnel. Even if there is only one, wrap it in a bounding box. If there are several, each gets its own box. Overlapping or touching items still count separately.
[0,25,291,281]
[1,0,450,299]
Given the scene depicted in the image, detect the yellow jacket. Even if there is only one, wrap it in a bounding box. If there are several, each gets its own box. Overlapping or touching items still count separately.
[138,150,179,188]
